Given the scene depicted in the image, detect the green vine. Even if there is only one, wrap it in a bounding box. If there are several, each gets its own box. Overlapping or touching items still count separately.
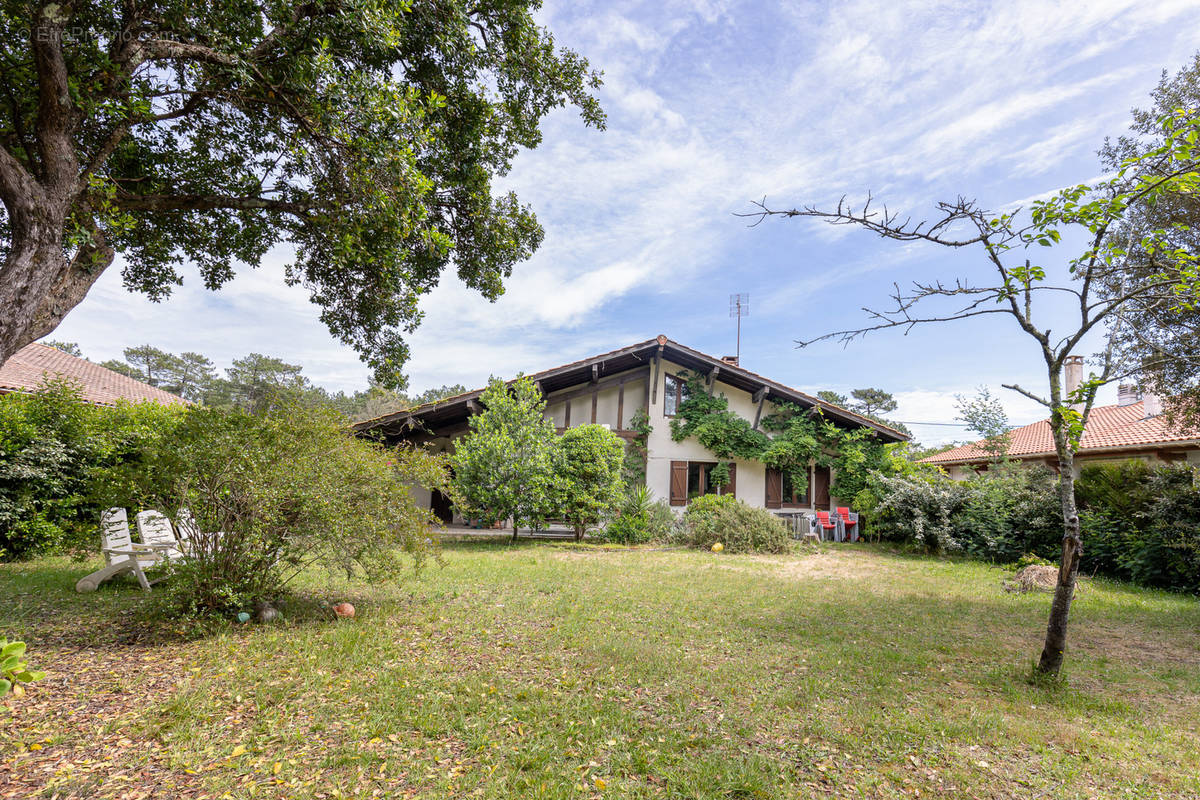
[622,407,653,486]
[668,371,889,500]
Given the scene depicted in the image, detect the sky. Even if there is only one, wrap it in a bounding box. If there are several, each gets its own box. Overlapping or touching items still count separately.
[48,0,1200,445]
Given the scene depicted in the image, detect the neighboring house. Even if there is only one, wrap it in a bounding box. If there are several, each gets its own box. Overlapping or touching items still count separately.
[354,335,907,523]
[0,342,187,407]
[923,383,1200,478]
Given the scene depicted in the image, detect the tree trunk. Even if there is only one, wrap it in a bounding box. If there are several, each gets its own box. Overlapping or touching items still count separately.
[511,525,519,542]
[1037,414,1083,675]
[574,525,584,542]
[0,201,110,365]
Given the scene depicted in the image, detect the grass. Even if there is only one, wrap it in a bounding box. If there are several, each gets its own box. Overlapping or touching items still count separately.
[2,540,1199,799]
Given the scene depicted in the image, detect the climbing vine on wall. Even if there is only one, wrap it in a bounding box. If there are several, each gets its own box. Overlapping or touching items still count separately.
[668,371,890,499]
[622,407,653,486]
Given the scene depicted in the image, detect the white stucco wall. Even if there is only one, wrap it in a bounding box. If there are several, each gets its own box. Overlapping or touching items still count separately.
[543,367,647,430]
[642,359,827,511]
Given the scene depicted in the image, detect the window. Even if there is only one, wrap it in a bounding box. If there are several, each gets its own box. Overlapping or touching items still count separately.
[670,460,736,505]
[782,468,810,506]
[663,374,689,416]
[766,466,810,508]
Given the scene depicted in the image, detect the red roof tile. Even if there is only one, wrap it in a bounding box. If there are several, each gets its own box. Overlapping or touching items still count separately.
[922,401,1200,464]
[0,343,188,407]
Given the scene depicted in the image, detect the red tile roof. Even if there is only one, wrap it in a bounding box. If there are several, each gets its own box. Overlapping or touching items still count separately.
[0,343,188,407]
[922,401,1200,464]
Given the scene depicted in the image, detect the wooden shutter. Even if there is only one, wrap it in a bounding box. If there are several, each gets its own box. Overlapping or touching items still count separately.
[726,462,736,498]
[814,465,831,508]
[669,461,688,506]
[765,467,782,509]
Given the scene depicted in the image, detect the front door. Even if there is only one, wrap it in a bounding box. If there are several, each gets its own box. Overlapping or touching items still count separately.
[813,465,831,509]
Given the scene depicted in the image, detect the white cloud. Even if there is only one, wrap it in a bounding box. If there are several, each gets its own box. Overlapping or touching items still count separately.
[44,0,1200,400]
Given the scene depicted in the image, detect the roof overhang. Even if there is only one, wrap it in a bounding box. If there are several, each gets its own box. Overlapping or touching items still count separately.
[355,336,909,443]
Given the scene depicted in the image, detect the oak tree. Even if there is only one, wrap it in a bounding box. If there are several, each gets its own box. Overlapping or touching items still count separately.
[0,1,603,385]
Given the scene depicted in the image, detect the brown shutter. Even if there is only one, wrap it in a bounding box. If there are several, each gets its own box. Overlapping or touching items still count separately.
[814,465,831,508]
[669,461,688,506]
[765,468,782,509]
[726,462,736,499]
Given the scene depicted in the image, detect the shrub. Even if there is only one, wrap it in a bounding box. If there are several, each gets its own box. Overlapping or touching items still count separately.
[672,495,790,554]
[599,486,676,544]
[1076,460,1154,518]
[0,380,184,560]
[554,424,626,540]
[952,464,1061,562]
[451,377,557,537]
[867,473,969,552]
[97,404,446,618]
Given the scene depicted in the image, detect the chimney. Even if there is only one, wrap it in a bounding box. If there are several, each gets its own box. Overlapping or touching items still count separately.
[721,355,739,367]
[1064,356,1084,411]
[1143,393,1163,418]
[1117,384,1140,407]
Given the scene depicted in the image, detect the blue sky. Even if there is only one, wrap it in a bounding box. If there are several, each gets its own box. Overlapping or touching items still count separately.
[50,0,1200,444]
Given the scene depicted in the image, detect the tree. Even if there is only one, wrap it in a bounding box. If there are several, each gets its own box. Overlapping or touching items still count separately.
[99,358,140,379]
[849,388,898,417]
[169,352,216,403]
[745,110,1200,675]
[121,345,181,387]
[554,424,625,541]
[223,354,307,413]
[40,340,82,357]
[955,387,1011,464]
[1099,54,1200,427]
[0,2,604,386]
[816,390,848,406]
[451,377,557,540]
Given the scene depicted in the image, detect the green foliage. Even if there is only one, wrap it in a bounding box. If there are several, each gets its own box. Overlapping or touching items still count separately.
[41,341,82,357]
[866,464,1060,558]
[621,408,653,486]
[3,1,605,386]
[0,380,184,560]
[816,390,848,406]
[670,373,770,461]
[98,404,445,618]
[0,638,45,698]
[599,485,676,545]
[849,388,897,416]
[955,387,1011,463]
[1076,461,1154,518]
[669,373,891,502]
[1079,466,1200,593]
[672,495,791,554]
[868,457,1200,593]
[554,424,626,540]
[451,377,558,533]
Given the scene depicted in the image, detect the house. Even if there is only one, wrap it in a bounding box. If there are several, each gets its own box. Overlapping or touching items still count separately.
[0,343,187,407]
[354,335,907,523]
[922,364,1200,478]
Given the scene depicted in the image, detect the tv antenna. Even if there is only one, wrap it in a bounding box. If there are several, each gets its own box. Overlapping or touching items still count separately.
[729,293,749,361]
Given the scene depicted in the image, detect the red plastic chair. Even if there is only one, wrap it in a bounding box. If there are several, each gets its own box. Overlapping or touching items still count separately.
[815,511,838,541]
[838,508,859,542]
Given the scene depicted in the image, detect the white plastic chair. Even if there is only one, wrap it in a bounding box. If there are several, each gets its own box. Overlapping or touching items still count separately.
[136,510,185,561]
[75,508,164,592]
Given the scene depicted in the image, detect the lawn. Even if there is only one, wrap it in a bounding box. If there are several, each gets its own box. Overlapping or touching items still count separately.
[2,540,1198,799]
